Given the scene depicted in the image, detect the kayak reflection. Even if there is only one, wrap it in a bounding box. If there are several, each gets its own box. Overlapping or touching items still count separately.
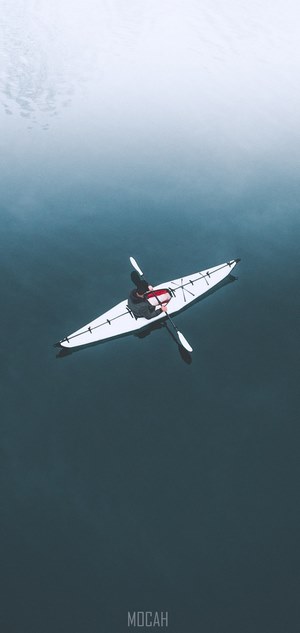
[134,320,165,339]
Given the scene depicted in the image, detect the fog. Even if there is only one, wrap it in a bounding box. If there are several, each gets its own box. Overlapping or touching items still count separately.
[1,0,300,233]
[1,0,300,145]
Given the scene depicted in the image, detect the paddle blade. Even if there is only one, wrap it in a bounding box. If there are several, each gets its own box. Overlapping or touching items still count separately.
[177,331,193,353]
[130,257,143,276]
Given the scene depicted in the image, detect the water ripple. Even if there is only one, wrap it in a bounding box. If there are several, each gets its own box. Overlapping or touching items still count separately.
[0,1,77,127]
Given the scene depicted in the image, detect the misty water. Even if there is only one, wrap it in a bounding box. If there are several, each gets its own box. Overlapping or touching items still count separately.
[1,2,299,632]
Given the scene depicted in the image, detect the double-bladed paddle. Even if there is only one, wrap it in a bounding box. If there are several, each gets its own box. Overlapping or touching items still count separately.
[130,257,193,353]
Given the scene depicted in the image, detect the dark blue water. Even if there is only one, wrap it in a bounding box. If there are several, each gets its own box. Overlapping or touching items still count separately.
[1,3,300,632]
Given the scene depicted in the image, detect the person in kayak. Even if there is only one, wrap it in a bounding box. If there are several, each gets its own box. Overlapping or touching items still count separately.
[128,278,168,320]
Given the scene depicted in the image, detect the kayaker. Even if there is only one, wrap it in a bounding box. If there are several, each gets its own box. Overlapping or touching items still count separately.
[128,278,168,320]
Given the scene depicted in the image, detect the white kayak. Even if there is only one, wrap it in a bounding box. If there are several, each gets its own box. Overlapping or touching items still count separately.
[57,259,240,349]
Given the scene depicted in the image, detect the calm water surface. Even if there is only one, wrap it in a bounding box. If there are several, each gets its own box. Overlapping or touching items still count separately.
[1,2,300,632]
